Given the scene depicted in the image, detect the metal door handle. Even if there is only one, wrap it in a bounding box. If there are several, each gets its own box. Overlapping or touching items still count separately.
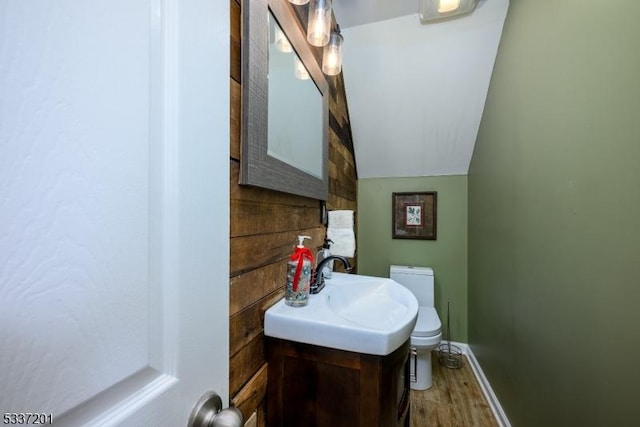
[188,391,243,427]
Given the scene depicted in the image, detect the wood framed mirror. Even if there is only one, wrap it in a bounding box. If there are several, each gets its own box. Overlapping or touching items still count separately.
[241,0,329,200]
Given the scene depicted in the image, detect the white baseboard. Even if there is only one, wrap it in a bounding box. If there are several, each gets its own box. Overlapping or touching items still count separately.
[447,341,511,427]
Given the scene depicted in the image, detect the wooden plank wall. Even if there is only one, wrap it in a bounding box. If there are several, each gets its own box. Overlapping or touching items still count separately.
[229,1,358,425]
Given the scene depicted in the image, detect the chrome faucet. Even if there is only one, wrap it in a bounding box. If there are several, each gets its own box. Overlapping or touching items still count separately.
[310,255,353,294]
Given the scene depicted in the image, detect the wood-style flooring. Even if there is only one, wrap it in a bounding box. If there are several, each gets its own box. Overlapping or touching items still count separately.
[410,354,498,427]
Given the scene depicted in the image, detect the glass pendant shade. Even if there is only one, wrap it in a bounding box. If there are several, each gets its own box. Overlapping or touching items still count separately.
[288,0,310,4]
[322,31,343,76]
[294,55,310,80]
[419,0,477,23]
[307,0,332,47]
[275,26,293,53]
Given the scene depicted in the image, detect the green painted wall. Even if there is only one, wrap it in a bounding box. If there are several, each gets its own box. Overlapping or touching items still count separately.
[358,176,468,342]
[468,1,640,426]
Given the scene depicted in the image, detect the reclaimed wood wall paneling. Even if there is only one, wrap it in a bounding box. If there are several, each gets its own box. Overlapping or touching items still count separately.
[229,0,357,423]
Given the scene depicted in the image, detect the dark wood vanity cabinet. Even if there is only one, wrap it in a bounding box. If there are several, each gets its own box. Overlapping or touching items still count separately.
[266,338,411,427]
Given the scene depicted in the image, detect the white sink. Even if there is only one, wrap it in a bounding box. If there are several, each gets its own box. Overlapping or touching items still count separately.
[264,272,418,356]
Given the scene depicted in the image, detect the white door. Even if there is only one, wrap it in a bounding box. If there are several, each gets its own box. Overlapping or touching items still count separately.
[0,0,230,426]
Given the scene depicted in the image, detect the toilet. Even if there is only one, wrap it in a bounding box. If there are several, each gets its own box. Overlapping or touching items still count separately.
[390,265,442,390]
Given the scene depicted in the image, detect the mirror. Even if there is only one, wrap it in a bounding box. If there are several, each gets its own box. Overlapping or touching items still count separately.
[268,15,323,179]
[241,0,329,200]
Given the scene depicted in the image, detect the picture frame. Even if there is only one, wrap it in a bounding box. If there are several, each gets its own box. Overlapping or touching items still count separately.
[392,192,437,240]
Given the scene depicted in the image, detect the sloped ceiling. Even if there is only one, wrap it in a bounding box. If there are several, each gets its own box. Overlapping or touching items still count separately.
[337,0,509,178]
[332,0,418,28]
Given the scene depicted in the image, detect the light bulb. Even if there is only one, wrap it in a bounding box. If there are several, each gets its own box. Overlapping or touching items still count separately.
[294,56,310,80]
[438,0,461,13]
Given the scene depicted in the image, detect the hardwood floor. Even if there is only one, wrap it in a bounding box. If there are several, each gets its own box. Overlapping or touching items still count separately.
[410,355,498,427]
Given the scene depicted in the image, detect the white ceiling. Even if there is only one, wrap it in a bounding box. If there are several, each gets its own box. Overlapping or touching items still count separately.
[332,0,419,29]
[334,0,509,179]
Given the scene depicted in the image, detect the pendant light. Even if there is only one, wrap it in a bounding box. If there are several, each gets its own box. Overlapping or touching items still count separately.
[288,0,310,4]
[294,55,310,80]
[322,28,343,76]
[307,0,332,47]
[274,26,293,53]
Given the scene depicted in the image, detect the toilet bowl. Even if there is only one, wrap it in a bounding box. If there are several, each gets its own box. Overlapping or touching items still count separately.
[390,266,442,390]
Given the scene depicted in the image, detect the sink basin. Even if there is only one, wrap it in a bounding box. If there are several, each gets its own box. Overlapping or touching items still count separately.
[264,272,418,356]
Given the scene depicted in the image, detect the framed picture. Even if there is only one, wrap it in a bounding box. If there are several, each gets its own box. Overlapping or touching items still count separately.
[392,192,437,240]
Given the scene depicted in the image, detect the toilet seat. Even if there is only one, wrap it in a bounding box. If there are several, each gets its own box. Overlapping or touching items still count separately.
[413,307,441,337]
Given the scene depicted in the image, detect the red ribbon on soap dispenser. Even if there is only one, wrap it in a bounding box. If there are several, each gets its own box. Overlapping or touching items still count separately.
[290,247,314,292]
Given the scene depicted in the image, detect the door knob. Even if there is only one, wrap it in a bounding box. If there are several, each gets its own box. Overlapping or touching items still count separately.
[188,391,243,427]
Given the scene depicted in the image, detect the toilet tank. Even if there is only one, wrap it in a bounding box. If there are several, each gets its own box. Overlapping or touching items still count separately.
[390,265,434,307]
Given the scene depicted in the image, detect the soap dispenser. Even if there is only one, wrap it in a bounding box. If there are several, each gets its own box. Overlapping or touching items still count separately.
[285,235,314,307]
[316,238,334,280]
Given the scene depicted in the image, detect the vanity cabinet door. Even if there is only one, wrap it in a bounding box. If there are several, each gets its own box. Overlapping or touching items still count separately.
[267,338,411,427]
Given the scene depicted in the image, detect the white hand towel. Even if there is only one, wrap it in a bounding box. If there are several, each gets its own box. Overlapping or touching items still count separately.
[328,210,354,229]
[327,228,356,258]
[327,210,355,258]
